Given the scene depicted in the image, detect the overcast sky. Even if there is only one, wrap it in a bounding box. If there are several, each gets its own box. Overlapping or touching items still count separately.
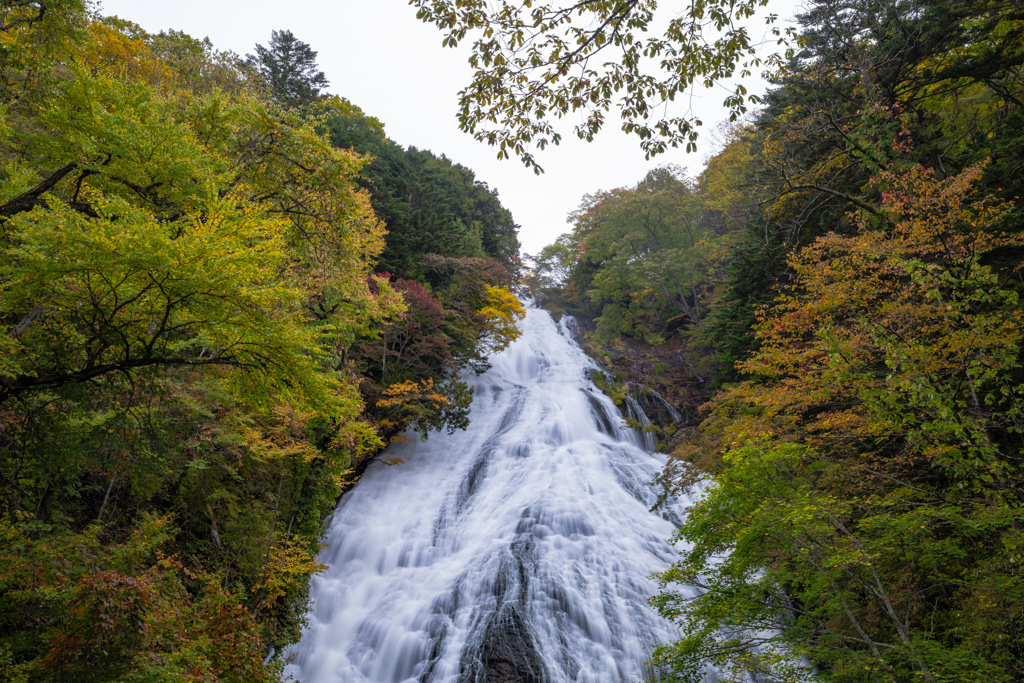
[97,0,802,256]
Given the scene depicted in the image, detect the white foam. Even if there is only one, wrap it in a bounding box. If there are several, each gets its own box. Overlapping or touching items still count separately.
[282,308,695,683]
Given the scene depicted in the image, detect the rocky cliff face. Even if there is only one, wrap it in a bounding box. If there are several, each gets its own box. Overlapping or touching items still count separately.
[554,312,711,451]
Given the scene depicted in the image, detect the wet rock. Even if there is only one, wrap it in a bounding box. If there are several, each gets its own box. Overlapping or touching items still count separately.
[459,606,547,683]
[458,539,547,683]
[627,383,683,428]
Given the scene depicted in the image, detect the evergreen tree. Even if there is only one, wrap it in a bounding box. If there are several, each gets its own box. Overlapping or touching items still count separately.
[247,29,328,108]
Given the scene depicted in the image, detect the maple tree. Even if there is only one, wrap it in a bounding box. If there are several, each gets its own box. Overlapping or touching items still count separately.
[411,0,797,170]
[420,253,524,370]
[352,265,524,441]
[0,12,406,679]
[374,377,473,441]
[352,276,470,439]
[0,66,393,413]
[653,161,1024,681]
[478,284,526,353]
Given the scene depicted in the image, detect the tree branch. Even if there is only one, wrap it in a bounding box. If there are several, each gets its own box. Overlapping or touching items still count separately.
[0,163,76,218]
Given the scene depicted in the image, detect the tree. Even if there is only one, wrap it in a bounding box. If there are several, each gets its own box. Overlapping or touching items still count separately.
[0,66,393,410]
[0,513,287,683]
[653,162,1024,681]
[411,0,797,170]
[564,166,738,339]
[148,27,250,95]
[317,102,523,277]
[477,284,527,354]
[0,0,86,82]
[351,276,474,440]
[0,1,82,38]
[349,263,523,442]
[0,17,405,677]
[526,234,575,286]
[420,253,524,372]
[247,29,329,108]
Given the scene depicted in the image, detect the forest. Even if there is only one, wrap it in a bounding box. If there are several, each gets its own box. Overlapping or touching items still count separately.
[1,0,1023,682]
[0,4,524,680]
[512,0,1024,680]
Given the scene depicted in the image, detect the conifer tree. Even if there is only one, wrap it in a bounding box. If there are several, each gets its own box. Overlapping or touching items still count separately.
[247,29,328,108]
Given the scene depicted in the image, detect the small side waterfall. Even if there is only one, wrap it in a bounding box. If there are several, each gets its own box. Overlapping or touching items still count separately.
[282,308,698,683]
[623,394,657,453]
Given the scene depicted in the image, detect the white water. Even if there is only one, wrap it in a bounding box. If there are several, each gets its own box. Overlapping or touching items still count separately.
[283,308,696,683]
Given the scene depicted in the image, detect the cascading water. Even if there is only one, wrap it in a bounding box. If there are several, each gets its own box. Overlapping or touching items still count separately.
[283,307,697,683]
[623,394,658,453]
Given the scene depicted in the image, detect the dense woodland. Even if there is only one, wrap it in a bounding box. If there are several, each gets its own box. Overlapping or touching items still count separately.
[2,0,1023,682]
[0,5,524,680]
[520,0,1024,680]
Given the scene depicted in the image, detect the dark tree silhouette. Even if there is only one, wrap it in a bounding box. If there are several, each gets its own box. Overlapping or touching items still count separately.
[247,29,328,108]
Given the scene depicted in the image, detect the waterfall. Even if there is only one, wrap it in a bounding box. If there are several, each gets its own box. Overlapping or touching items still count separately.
[623,394,657,453]
[282,308,697,683]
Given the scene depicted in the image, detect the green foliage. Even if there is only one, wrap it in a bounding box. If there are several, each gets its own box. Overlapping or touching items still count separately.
[319,101,523,277]
[589,369,628,407]
[527,234,574,287]
[0,67,390,413]
[411,0,799,170]
[655,162,1024,681]
[247,29,329,109]
[0,513,286,682]
[653,439,1024,683]
[0,0,87,77]
[0,14,410,680]
[697,227,789,387]
[510,1,1024,680]
[540,164,743,346]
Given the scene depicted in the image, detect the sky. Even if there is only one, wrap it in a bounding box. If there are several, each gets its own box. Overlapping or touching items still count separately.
[97,0,802,256]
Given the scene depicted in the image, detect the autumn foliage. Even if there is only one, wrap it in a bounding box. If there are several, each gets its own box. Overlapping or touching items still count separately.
[533,0,1024,676]
[353,264,524,442]
[0,9,524,681]
[652,162,1024,681]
